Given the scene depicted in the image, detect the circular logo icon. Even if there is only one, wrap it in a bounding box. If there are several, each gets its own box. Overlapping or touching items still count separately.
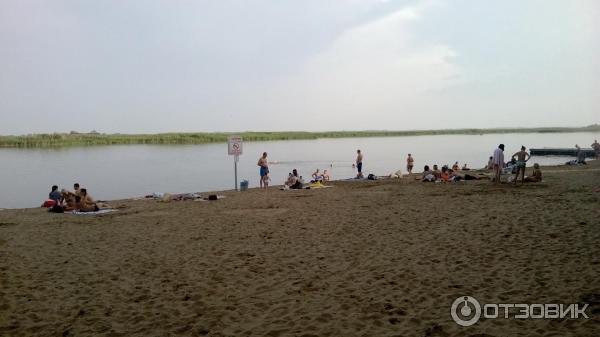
[451,296,481,326]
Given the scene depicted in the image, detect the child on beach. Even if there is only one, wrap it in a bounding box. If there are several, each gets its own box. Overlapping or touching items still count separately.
[524,163,542,182]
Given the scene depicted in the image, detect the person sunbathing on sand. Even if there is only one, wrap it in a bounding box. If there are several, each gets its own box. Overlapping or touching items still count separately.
[80,188,111,209]
[524,163,542,182]
[461,163,470,171]
[75,196,98,212]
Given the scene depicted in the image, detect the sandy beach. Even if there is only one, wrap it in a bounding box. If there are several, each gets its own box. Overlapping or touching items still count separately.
[1,161,599,337]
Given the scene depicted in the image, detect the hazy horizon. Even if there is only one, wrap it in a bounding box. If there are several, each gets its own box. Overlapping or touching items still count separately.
[2,125,600,137]
[1,0,598,134]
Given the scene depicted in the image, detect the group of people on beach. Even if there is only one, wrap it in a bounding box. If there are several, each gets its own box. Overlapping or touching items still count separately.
[258,151,334,190]
[254,140,600,189]
[45,183,107,212]
[489,144,542,184]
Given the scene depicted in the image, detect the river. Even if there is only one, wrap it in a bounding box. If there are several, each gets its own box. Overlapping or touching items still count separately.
[1,132,598,208]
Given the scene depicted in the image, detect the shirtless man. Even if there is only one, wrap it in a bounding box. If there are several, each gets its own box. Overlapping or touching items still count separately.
[356,150,364,178]
[322,170,331,181]
[258,152,269,189]
[312,169,323,181]
[511,145,531,184]
[73,183,81,196]
[406,154,414,174]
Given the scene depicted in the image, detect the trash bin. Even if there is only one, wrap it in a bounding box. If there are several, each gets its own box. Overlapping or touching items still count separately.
[240,180,249,191]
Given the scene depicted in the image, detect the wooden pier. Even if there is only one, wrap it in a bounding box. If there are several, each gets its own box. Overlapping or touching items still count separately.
[530,148,595,157]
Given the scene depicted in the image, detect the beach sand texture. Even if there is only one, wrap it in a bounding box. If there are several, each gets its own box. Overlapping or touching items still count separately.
[1,162,599,336]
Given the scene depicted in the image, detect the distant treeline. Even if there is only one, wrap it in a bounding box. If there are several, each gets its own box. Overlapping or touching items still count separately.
[1,125,599,148]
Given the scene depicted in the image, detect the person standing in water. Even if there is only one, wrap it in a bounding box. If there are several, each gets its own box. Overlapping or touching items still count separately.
[492,144,505,184]
[591,140,600,160]
[511,145,531,184]
[257,152,269,189]
[406,154,414,174]
[356,149,364,178]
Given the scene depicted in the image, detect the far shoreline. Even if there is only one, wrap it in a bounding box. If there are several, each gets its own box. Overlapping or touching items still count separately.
[1,125,599,148]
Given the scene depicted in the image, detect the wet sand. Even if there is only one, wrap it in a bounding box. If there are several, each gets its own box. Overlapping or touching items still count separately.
[1,161,599,336]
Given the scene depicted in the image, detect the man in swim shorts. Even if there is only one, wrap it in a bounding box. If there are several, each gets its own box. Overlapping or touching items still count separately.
[406,154,414,174]
[258,152,269,189]
[511,145,530,185]
[356,149,363,178]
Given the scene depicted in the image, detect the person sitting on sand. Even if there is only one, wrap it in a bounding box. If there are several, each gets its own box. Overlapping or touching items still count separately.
[461,163,470,171]
[486,156,494,169]
[48,185,62,205]
[73,183,81,196]
[79,188,111,209]
[60,190,77,211]
[432,165,441,180]
[448,169,463,182]
[322,170,331,182]
[406,154,414,174]
[524,163,542,182]
[285,173,296,187]
[75,196,99,212]
[511,145,531,184]
[312,169,323,182]
[422,165,435,182]
[441,167,450,182]
[452,162,459,171]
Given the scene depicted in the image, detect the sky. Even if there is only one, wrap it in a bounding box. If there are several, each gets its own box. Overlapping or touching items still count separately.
[0,0,598,135]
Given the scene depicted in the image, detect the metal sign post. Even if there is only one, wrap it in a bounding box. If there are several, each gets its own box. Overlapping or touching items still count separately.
[228,135,243,191]
[234,154,239,191]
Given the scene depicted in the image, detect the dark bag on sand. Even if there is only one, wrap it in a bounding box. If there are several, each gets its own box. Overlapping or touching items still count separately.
[208,194,218,201]
[49,205,64,213]
[367,173,377,180]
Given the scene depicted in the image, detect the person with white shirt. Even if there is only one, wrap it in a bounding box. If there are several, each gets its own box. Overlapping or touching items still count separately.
[492,144,505,184]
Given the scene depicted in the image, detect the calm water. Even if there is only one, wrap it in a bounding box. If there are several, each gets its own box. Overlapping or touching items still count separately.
[1,132,598,209]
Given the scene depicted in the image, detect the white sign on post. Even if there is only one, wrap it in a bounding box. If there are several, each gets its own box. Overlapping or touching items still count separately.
[228,135,243,190]
[228,135,243,156]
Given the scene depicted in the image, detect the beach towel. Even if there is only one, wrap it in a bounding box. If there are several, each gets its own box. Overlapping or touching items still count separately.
[305,181,332,189]
[70,209,117,215]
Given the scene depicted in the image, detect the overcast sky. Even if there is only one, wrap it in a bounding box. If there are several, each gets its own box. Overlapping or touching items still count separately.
[0,0,598,135]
